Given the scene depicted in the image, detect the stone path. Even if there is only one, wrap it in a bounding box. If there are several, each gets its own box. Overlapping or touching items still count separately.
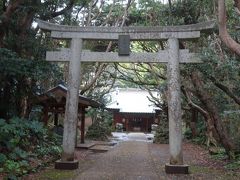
[73,132,240,180]
[75,141,159,180]
[111,132,154,142]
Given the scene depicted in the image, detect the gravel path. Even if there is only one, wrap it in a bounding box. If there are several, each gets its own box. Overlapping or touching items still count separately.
[75,141,159,180]
[73,132,240,180]
[22,133,240,180]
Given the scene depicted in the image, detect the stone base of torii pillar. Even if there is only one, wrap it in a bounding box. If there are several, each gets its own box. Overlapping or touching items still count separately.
[165,164,189,174]
[55,160,79,170]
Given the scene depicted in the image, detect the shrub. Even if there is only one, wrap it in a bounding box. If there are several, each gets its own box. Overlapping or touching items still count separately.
[0,117,62,178]
[153,115,169,144]
[183,118,207,145]
[223,111,240,152]
[86,118,112,141]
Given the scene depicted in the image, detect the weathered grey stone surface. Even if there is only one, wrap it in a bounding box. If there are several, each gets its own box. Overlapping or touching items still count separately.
[37,19,215,32]
[46,49,201,63]
[167,38,183,165]
[46,48,70,61]
[62,38,82,161]
[118,35,130,55]
[50,31,200,40]
[37,19,215,40]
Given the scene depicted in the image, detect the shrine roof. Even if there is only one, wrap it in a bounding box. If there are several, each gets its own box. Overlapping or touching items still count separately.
[37,84,100,108]
[106,88,160,113]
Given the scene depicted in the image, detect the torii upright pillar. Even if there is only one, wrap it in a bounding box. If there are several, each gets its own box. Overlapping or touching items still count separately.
[55,38,82,170]
[165,38,189,174]
[168,38,182,165]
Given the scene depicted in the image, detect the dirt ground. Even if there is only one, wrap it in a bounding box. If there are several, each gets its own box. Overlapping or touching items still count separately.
[23,133,240,180]
[23,140,240,180]
[73,142,240,180]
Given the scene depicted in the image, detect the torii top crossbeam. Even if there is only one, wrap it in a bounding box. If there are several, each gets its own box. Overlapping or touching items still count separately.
[37,20,215,40]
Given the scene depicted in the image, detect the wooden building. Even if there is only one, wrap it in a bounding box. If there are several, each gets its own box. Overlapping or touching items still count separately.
[37,84,100,143]
[106,88,160,132]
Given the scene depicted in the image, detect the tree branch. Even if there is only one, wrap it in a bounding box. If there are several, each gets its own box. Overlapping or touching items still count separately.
[80,63,107,94]
[218,0,240,56]
[234,0,240,15]
[41,0,76,20]
[120,0,132,27]
[101,0,115,26]
[91,0,105,23]
[181,86,208,117]
[209,76,240,105]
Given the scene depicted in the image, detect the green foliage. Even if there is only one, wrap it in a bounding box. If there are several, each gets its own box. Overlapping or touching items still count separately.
[191,136,207,145]
[0,153,7,164]
[184,119,207,145]
[0,48,62,118]
[210,147,240,170]
[223,111,240,151]
[88,108,113,127]
[36,145,62,157]
[225,160,240,170]
[211,148,227,160]
[171,0,214,24]
[0,117,62,177]
[37,169,77,180]
[128,0,167,26]
[153,114,169,144]
[198,48,240,81]
[184,127,193,140]
[86,120,112,141]
[210,149,240,170]
[86,110,113,141]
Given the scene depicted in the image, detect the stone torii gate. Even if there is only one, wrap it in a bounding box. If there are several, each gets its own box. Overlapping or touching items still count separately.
[37,20,214,173]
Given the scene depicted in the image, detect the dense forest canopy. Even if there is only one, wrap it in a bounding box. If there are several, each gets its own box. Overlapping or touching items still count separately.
[0,0,239,157]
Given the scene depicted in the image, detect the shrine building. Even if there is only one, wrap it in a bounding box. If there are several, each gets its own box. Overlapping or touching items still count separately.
[106,88,160,132]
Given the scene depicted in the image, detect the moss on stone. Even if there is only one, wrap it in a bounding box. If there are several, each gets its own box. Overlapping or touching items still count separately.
[190,165,215,174]
[37,169,77,180]
[190,165,240,180]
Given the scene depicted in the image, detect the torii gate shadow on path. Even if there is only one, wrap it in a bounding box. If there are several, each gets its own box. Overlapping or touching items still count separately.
[37,20,214,174]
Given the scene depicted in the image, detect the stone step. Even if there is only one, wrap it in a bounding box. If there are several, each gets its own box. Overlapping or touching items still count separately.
[76,142,96,149]
[89,145,111,153]
[93,141,117,146]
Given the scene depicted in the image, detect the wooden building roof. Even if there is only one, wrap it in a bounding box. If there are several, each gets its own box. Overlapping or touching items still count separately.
[37,84,100,109]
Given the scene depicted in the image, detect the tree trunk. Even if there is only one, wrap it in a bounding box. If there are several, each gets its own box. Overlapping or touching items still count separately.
[191,71,235,157]
[218,0,240,56]
[181,86,220,143]
[190,109,198,137]
[0,0,24,47]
